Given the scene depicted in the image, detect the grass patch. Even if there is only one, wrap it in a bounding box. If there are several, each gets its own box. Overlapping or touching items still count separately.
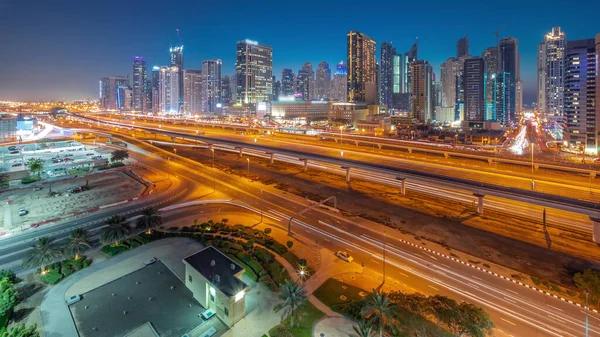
[313,278,366,307]
[285,301,324,337]
[101,244,129,256]
[39,256,92,284]
[21,176,41,184]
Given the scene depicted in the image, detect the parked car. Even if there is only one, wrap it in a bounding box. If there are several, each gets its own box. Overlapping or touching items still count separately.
[8,151,20,155]
[66,294,82,305]
[143,257,158,266]
[63,158,73,162]
[33,186,43,191]
[11,163,23,167]
[18,209,28,216]
[85,152,94,156]
[201,309,216,320]
[335,251,354,263]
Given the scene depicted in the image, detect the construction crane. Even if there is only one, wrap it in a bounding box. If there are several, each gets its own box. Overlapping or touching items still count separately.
[494,25,506,47]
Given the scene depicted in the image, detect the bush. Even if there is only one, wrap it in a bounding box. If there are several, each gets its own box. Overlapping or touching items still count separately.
[0,270,19,284]
[235,252,263,275]
[264,228,272,235]
[331,300,363,321]
[20,176,40,184]
[39,269,63,285]
[229,243,243,252]
[267,242,288,255]
[286,241,294,249]
[268,324,294,337]
[101,244,129,256]
[240,240,254,251]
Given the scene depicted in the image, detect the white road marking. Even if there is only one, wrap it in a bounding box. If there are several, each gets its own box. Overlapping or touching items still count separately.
[428,285,439,291]
[501,318,516,326]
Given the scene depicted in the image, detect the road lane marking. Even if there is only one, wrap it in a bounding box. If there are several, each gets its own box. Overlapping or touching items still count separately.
[503,297,517,304]
[505,288,519,295]
[428,285,439,291]
[546,312,565,324]
[546,304,563,312]
[501,318,516,326]
[370,259,379,264]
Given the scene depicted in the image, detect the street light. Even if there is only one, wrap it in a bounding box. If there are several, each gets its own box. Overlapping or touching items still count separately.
[531,143,535,189]
[246,158,250,176]
[339,125,344,146]
[586,289,589,337]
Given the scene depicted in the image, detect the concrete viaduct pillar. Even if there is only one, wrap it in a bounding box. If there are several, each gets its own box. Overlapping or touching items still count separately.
[473,192,485,215]
[341,166,351,182]
[235,147,243,158]
[592,217,600,244]
[299,158,308,172]
[396,177,406,195]
[444,152,449,159]
[266,152,275,164]
[408,148,413,154]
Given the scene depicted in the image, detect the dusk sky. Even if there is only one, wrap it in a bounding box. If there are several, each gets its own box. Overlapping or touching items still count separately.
[1,0,598,104]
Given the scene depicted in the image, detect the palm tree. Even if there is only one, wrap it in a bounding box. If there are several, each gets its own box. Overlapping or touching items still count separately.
[136,207,162,233]
[361,290,397,337]
[273,279,308,328]
[27,159,44,178]
[21,237,62,273]
[65,228,91,260]
[349,320,375,337]
[101,215,130,246]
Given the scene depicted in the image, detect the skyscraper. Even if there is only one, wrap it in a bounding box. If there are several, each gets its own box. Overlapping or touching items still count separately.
[564,38,596,150]
[440,57,457,119]
[537,43,547,113]
[403,40,418,94]
[281,69,295,96]
[410,60,433,122]
[296,69,309,100]
[499,37,520,123]
[202,59,222,113]
[454,56,470,121]
[221,76,232,104]
[494,72,512,125]
[347,31,377,104]
[315,61,332,99]
[235,40,273,104]
[272,77,281,101]
[151,67,160,114]
[463,57,485,122]
[482,47,499,120]
[158,66,180,114]
[302,62,315,100]
[183,69,202,114]
[332,61,348,102]
[596,34,600,154]
[457,36,469,58]
[169,46,184,112]
[380,41,396,108]
[132,56,147,111]
[100,76,129,111]
[539,27,566,119]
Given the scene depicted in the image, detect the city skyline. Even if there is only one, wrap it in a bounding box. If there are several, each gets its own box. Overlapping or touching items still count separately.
[0,0,598,103]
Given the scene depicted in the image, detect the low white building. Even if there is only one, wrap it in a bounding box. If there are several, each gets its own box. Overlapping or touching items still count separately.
[183,246,249,328]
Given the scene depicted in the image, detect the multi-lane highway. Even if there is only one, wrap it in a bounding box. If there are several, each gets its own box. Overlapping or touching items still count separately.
[2,127,596,336]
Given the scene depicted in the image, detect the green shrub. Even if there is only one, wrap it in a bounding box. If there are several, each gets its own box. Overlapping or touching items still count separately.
[235,252,263,275]
[39,269,63,284]
[229,243,243,252]
[20,176,40,184]
[264,228,272,235]
[61,265,74,277]
[286,241,294,249]
[268,324,294,337]
[267,242,288,255]
[331,300,363,321]
[101,244,129,256]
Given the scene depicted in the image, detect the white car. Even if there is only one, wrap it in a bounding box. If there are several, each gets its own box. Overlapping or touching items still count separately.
[143,257,158,266]
[201,309,216,320]
[66,294,81,305]
[335,251,354,263]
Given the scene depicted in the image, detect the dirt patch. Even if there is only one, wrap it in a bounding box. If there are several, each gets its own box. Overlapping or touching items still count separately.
[155,143,600,290]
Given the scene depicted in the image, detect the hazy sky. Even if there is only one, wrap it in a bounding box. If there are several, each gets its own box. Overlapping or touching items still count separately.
[1,0,598,103]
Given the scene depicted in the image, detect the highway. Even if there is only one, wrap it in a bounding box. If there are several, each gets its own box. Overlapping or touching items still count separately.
[0,129,594,336]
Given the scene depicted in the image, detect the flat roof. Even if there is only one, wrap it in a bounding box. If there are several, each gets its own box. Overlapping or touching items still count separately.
[184,246,248,297]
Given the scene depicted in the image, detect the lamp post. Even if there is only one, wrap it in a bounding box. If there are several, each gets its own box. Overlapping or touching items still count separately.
[260,189,263,222]
[246,158,250,176]
[339,125,344,146]
[531,143,535,189]
[586,289,589,337]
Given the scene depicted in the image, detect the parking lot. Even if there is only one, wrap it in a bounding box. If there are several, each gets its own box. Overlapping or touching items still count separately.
[0,140,107,175]
[69,261,226,337]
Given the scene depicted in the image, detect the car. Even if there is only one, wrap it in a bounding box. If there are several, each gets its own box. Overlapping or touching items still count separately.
[85,152,94,156]
[11,163,23,167]
[63,158,73,162]
[18,209,28,216]
[66,294,82,305]
[595,158,600,163]
[200,309,216,320]
[33,186,43,191]
[335,251,354,263]
[143,257,158,266]
[8,150,20,155]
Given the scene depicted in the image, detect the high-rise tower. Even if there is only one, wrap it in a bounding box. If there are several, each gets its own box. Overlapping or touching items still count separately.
[315,61,332,99]
[202,59,222,112]
[332,61,348,102]
[235,40,273,104]
[457,36,469,58]
[410,60,433,122]
[132,56,147,111]
[347,31,377,104]
[169,46,184,112]
[380,41,396,108]
[463,57,485,122]
[183,69,202,114]
[281,69,295,96]
[538,27,566,119]
[499,37,520,123]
